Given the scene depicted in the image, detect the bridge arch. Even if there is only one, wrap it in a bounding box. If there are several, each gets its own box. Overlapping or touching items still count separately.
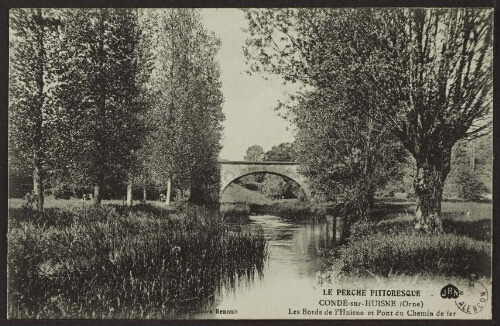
[219,161,310,199]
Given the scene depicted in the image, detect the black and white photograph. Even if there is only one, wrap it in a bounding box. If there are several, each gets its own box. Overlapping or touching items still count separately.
[6,7,494,319]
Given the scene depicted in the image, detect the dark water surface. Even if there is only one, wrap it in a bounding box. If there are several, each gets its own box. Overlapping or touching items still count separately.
[184,215,338,319]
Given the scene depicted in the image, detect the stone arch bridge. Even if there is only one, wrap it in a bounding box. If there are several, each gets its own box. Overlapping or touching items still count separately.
[219,161,310,198]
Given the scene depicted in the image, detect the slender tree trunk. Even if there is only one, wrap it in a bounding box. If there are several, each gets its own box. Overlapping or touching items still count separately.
[93,13,105,208]
[413,148,452,233]
[127,177,133,207]
[33,8,45,212]
[93,184,101,205]
[471,140,476,172]
[33,161,44,211]
[143,188,147,202]
[166,175,172,205]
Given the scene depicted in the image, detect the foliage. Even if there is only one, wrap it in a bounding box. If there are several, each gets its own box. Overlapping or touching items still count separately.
[259,174,288,199]
[9,9,149,207]
[9,9,224,207]
[244,144,264,162]
[9,9,64,210]
[139,9,224,206]
[243,8,493,232]
[239,143,305,201]
[58,9,146,204]
[263,142,296,161]
[445,136,492,201]
[8,204,267,318]
[292,90,407,221]
[455,171,488,201]
[258,174,303,199]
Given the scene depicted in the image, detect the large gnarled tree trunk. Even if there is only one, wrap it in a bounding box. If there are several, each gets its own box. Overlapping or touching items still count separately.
[413,147,452,233]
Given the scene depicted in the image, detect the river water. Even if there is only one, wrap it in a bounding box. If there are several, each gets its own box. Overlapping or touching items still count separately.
[180,214,492,320]
[187,214,338,319]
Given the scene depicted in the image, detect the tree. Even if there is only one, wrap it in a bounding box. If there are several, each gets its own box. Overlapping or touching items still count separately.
[60,9,146,205]
[244,145,264,162]
[290,89,406,220]
[140,9,224,206]
[261,142,299,199]
[445,135,492,201]
[264,142,296,161]
[243,8,493,232]
[9,9,63,211]
[259,174,288,199]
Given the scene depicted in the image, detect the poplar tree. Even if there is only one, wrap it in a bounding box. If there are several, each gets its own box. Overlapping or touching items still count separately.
[9,9,62,211]
[141,9,224,206]
[61,8,146,204]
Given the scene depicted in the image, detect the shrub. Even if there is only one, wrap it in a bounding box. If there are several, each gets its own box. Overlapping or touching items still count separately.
[456,170,488,201]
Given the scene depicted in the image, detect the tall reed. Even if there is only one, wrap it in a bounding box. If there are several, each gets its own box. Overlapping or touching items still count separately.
[8,204,267,318]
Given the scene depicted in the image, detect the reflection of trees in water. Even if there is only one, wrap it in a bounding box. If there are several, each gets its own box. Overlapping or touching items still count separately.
[183,218,340,317]
[272,227,297,241]
[307,220,337,254]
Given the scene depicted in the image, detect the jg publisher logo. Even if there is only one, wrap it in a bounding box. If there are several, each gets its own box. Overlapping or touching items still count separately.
[440,281,488,314]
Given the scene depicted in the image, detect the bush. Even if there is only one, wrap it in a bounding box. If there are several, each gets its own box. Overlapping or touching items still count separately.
[336,233,491,278]
[457,170,488,201]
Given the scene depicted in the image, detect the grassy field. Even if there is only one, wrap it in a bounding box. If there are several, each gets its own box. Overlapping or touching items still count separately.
[220,183,274,204]
[8,197,175,209]
[7,202,267,318]
[330,200,492,278]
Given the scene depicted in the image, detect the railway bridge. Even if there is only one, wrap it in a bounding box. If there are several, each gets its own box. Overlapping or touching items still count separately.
[219,161,310,198]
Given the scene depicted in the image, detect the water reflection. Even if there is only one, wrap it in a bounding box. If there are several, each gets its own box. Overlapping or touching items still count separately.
[185,215,338,319]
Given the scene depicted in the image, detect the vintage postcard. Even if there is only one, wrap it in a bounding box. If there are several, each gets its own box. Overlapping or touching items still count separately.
[6,7,494,320]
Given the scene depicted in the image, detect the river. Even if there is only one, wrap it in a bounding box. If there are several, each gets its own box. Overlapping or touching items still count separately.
[179,213,492,320]
[186,214,338,319]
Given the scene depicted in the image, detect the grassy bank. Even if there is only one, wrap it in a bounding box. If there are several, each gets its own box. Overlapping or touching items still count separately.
[220,200,326,223]
[8,203,267,318]
[331,201,491,278]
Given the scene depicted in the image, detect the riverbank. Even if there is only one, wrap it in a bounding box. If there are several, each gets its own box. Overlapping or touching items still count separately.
[328,201,492,278]
[8,203,267,318]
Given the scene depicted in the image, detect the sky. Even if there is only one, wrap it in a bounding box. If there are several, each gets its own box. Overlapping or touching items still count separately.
[200,9,296,161]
